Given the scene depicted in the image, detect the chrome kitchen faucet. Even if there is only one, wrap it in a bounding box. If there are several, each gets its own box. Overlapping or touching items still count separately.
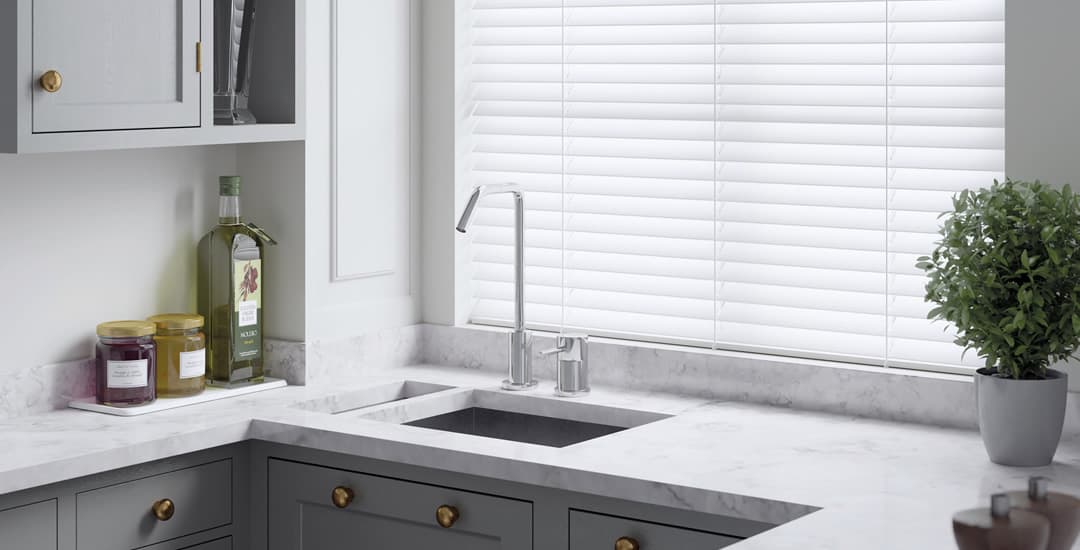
[456,184,538,391]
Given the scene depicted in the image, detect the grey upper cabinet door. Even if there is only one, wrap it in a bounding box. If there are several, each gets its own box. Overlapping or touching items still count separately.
[0,499,57,550]
[32,0,201,133]
[570,509,741,550]
[267,459,533,550]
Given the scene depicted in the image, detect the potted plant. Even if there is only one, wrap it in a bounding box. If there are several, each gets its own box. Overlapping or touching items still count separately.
[919,178,1080,466]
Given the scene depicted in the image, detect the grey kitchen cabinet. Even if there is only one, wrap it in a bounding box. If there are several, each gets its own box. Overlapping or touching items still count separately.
[0,0,304,153]
[266,459,533,550]
[31,0,202,133]
[0,445,245,550]
[569,509,741,550]
[0,499,58,550]
[76,458,232,550]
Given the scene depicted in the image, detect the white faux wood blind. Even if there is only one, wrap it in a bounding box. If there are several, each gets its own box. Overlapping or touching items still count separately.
[462,0,1004,371]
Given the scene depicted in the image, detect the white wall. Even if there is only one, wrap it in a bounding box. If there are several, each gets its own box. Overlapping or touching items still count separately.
[1005,0,1080,388]
[1005,1,1080,186]
[237,142,306,341]
[0,146,236,370]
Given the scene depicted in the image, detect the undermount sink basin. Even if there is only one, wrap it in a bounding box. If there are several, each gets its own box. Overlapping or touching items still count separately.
[406,407,628,448]
[355,388,672,448]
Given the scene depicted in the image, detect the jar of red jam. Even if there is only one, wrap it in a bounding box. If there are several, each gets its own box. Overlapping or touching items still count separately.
[95,321,157,406]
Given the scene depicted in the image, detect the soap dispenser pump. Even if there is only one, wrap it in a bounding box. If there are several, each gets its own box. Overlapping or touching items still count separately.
[952,493,1050,550]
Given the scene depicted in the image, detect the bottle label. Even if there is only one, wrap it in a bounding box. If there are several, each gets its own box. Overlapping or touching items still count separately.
[234,258,262,362]
[179,349,206,379]
[107,359,149,389]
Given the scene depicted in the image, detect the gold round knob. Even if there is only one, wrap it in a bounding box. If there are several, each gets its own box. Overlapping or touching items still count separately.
[436,504,460,528]
[331,486,354,508]
[151,499,175,521]
[615,536,640,550]
[39,70,62,93]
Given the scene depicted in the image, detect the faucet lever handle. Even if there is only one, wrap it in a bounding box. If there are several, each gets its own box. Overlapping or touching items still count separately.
[540,345,565,358]
[541,335,588,359]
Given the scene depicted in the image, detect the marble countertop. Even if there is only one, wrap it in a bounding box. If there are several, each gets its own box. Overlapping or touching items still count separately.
[4,364,1080,549]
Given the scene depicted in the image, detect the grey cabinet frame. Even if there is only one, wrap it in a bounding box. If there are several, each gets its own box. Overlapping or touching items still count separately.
[0,444,249,550]
[251,442,774,550]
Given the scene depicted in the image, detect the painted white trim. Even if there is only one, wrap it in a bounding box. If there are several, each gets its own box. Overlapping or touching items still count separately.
[328,0,410,283]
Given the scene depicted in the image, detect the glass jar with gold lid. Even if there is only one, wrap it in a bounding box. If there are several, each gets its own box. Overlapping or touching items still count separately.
[147,314,206,397]
[95,321,157,406]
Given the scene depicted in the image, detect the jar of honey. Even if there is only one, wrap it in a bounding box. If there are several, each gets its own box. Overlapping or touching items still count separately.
[95,321,157,406]
[147,314,206,398]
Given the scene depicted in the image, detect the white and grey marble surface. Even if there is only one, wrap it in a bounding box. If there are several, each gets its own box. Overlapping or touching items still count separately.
[14,323,1080,435]
[4,364,1080,549]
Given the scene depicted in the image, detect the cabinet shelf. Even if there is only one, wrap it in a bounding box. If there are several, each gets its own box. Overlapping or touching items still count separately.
[0,0,305,155]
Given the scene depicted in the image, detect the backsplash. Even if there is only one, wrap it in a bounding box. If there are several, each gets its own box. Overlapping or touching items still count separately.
[420,324,980,429]
[11,322,1080,437]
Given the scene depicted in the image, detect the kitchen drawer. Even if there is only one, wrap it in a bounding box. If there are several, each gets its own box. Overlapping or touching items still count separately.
[77,459,232,550]
[570,509,741,550]
[267,459,532,549]
[0,499,57,550]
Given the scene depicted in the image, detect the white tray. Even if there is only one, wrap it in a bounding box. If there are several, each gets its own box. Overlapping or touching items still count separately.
[69,378,287,416]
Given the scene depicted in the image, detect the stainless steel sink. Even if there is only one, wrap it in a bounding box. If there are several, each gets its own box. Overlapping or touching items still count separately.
[406,407,628,448]
[356,388,672,448]
[292,380,456,414]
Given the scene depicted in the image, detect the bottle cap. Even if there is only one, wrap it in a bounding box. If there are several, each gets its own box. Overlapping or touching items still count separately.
[1029,476,1049,500]
[991,493,1011,518]
[219,176,241,196]
[96,320,156,338]
[147,313,204,331]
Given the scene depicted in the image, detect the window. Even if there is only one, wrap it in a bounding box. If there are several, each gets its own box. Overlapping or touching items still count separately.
[460,0,1004,372]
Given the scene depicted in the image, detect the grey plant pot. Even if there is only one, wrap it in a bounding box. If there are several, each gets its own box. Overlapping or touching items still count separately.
[976,367,1068,467]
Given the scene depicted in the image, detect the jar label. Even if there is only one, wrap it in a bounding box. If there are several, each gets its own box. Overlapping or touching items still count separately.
[179,349,206,379]
[234,258,262,362]
[106,359,148,389]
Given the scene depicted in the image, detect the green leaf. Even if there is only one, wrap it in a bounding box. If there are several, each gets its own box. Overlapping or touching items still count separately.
[919,178,1080,379]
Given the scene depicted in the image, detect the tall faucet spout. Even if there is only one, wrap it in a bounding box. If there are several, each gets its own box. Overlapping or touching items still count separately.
[456,183,522,233]
[455,183,535,390]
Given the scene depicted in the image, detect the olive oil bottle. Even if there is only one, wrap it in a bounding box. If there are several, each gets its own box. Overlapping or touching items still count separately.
[197,176,273,386]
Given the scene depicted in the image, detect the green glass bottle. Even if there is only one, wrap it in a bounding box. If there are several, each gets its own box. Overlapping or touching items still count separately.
[197,176,265,386]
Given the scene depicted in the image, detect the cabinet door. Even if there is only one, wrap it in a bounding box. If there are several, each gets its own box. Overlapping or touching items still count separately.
[32,0,201,133]
[0,499,57,550]
[267,459,532,550]
[570,509,741,550]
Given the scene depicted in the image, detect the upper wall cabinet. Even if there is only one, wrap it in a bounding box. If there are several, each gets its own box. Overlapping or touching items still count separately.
[0,0,305,154]
[32,0,202,133]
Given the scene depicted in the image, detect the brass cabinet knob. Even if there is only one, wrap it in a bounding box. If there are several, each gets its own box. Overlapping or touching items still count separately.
[151,499,175,521]
[39,70,62,93]
[331,486,355,509]
[436,504,460,528]
[615,537,640,550]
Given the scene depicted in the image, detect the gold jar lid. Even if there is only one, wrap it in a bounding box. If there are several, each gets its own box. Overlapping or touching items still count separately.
[97,320,156,338]
[147,313,205,330]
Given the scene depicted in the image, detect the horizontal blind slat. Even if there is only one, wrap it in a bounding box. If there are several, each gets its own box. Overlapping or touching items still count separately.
[465,0,1002,370]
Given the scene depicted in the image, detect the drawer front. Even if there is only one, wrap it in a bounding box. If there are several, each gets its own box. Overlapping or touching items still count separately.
[267,459,532,550]
[0,499,57,550]
[77,459,232,550]
[570,509,741,550]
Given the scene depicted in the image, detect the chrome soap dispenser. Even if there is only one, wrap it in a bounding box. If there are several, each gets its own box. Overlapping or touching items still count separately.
[542,334,590,397]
